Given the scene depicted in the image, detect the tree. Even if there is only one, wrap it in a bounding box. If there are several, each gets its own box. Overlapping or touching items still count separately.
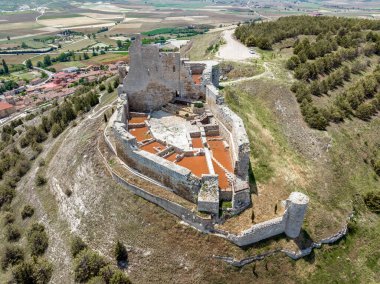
[25,59,33,69]
[114,241,128,263]
[21,42,28,48]
[43,55,51,67]
[107,84,114,93]
[7,36,10,40]
[51,123,63,138]
[41,71,48,78]
[113,78,119,89]
[0,185,15,208]
[70,236,88,257]
[27,223,49,256]
[356,102,376,120]
[12,259,53,284]
[2,59,9,74]
[83,53,90,60]
[74,249,107,283]
[116,40,123,48]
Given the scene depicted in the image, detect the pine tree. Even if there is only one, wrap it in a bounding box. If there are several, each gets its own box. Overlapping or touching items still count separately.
[2,59,9,74]
[25,59,33,69]
[114,240,128,263]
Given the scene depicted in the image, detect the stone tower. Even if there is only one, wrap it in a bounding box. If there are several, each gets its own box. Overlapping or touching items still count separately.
[284,192,309,238]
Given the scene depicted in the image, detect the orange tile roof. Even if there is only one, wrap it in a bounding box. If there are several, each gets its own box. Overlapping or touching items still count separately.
[0,101,14,111]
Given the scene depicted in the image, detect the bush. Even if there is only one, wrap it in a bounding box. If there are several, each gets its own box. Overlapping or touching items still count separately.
[1,245,24,270]
[100,265,116,283]
[114,241,128,263]
[110,270,131,284]
[194,102,204,108]
[51,123,63,138]
[70,236,88,257]
[21,205,35,219]
[39,159,46,167]
[356,102,377,120]
[373,159,380,176]
[363,191,380,214]
[4,212,15,225]
[0,185,15,209]
[27,223,49,256]
[5,224,21,242]
[12,258,53,284]
[74,249,107,283]
[35,175,47,186]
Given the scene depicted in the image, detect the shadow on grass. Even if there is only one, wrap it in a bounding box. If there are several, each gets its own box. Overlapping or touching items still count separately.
[248,161,258,195]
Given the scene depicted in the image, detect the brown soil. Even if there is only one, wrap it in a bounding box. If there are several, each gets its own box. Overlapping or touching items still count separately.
[140,141,167,154]
[191,137,203,148]
[177,155,209,178]
[129,126,152,142]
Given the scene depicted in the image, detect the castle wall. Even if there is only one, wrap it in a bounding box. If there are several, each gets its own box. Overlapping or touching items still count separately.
[206,85,250,180]
[112,171,214,232]
[113,120,201,203]
[216,192,309,246]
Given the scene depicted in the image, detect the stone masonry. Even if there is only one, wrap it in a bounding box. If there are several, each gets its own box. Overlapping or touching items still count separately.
[110,34,310,245]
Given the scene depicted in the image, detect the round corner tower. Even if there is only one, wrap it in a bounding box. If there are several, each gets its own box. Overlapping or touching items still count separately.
[284,192,309,238]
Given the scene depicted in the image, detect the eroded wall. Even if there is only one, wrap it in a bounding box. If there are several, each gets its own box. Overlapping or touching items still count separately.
[206,85,250,180]
[122,35,201,111]
[112,107,201,203]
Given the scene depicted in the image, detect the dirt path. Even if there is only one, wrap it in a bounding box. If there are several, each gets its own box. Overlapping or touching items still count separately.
[220,62,274,86]
[217,29,259,61]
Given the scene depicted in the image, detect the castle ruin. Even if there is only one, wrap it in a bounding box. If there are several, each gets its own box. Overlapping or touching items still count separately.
[106,34,309,246]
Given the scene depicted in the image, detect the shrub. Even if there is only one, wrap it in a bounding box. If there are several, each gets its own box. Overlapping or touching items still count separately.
[5,224,21,242]
[12,258,53,284]
[70,236,88,257]
[100,265,116,283]
[51,123,63,138]
[194,102,204,108]
[110,270,131,284]
[27,223,49,256]
[373,159,380,176]
[39,159,46,167]
[114,241,128,263]
[0,185,15,208]
[1,245,24,270]
[74,249,107,283]
[355,102,376,120]
[4,212,15,225]
[363,192,380,214]
[21,205,35,219]
[35,175,47,186]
